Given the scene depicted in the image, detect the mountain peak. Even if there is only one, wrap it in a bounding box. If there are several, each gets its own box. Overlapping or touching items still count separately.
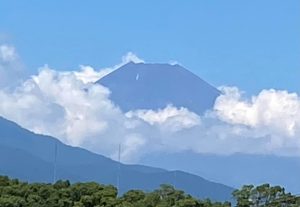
[97,63,220,114]
[123,61,181,68]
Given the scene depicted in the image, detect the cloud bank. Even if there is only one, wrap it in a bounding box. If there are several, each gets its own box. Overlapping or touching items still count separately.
[0,48,299,162]
[0,45,24,88]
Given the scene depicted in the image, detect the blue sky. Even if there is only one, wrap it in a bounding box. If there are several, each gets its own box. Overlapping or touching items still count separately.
[1,0,299,94]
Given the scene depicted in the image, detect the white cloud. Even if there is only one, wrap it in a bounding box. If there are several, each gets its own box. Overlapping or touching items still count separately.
[214,86,300,138]
[72,52,145,84]
[0,64,202,161]
[115,134,146,162]
[1,49,300,162]
[126,105,200,132]
[0,66,130,156]
[0,44,24,88]
[121,52,144,64]
[0,45,17,62]
[74,65,112,84]
[203,86,300,156]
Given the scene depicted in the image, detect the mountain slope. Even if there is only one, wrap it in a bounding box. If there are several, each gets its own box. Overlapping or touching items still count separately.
[140,151,300,193]
[0,117,233,201]
[97,62,220,114]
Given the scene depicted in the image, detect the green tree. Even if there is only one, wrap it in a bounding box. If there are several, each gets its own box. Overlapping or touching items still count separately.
[233,184,300,207]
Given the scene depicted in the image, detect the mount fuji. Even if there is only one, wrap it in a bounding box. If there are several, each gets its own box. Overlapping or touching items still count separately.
[97,62,220,114]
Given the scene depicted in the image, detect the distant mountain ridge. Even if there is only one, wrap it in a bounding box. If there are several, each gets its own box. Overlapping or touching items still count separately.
[140,151,300,193]
[0,116,233,201]
[97,62,220,114]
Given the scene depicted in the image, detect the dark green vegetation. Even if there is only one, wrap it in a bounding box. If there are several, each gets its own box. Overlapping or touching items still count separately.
[0,176,299,207]
[233,184,300,207]
[0,117,233,201]
[0,175,230,207]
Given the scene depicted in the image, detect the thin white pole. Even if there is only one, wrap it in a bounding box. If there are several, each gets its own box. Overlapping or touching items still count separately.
[117,144,121,193]
[53,141,58,183]
[174,171,177,189]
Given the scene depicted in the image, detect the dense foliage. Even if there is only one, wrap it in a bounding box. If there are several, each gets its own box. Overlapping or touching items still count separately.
[233,184,300,207]
[0,176,230,207]
[0,176,299,207]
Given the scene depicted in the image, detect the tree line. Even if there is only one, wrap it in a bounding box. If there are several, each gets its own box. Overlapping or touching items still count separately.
[0,176,299,207]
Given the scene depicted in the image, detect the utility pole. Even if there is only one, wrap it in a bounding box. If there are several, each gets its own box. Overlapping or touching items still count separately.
[117,144,121,194]
[174,171,177,189]
[53,140,58,184]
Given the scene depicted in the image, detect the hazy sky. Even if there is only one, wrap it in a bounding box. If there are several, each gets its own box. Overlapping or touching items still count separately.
[1,0,299,94]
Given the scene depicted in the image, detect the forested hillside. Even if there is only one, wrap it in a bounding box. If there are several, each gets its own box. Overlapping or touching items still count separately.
[0,176,299,207]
